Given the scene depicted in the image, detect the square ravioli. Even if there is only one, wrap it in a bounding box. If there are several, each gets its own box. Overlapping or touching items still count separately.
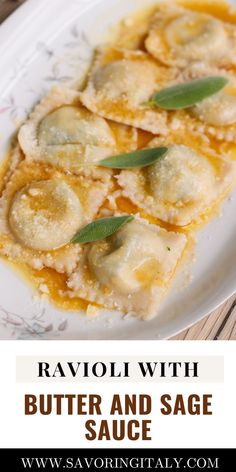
[164,68,236,144]
[65,218,188,320]
[80,47,176,134]
[145,4,236,69]
[0,159,111,274]
[18,85,138,182]
[117,137,236,227]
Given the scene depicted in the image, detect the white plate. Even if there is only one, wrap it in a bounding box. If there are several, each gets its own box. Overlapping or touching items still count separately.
[0,0,236,340]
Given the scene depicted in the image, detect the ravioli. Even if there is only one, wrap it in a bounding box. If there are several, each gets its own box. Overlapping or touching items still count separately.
[80,48,176,134]
[0,161,110,274]
[145,5,236,69]
[190,74,236,130]
[164,71,236,143]
[117,139,236,226]
[66,218,187,319]
[18,86,138,181]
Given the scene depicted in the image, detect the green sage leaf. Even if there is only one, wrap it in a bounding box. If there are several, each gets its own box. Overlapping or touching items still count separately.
[71,216,134,244]
[146,76,229,110]
[98,147,168,169]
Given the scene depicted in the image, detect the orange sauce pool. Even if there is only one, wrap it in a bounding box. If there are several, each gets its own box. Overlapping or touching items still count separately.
[179,0,236,22]
[30,267,89,312]
[1,0,236,314]
[0,151,13,194]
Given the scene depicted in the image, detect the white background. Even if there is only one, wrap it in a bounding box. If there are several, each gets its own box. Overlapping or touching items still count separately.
[0,341,235,448]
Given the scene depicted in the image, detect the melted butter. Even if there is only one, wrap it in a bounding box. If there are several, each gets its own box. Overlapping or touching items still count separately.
[0,160,96,312]
[0,160,8,194]
[111,6,156,50]
[115,185,229,235]
[101,49,126,65]
[4,256,89,312]
[116,195,138,215]
[27,188,61,214]
[116,195,188,233]
[137,130,154,148]
[179,0,236,23]
[0,151,15,195]
[30,267,89,311]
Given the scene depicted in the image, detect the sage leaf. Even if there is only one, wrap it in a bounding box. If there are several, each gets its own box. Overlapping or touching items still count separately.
[71,215,134,244]
[146,76,229,110]
[98,147,168,169]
